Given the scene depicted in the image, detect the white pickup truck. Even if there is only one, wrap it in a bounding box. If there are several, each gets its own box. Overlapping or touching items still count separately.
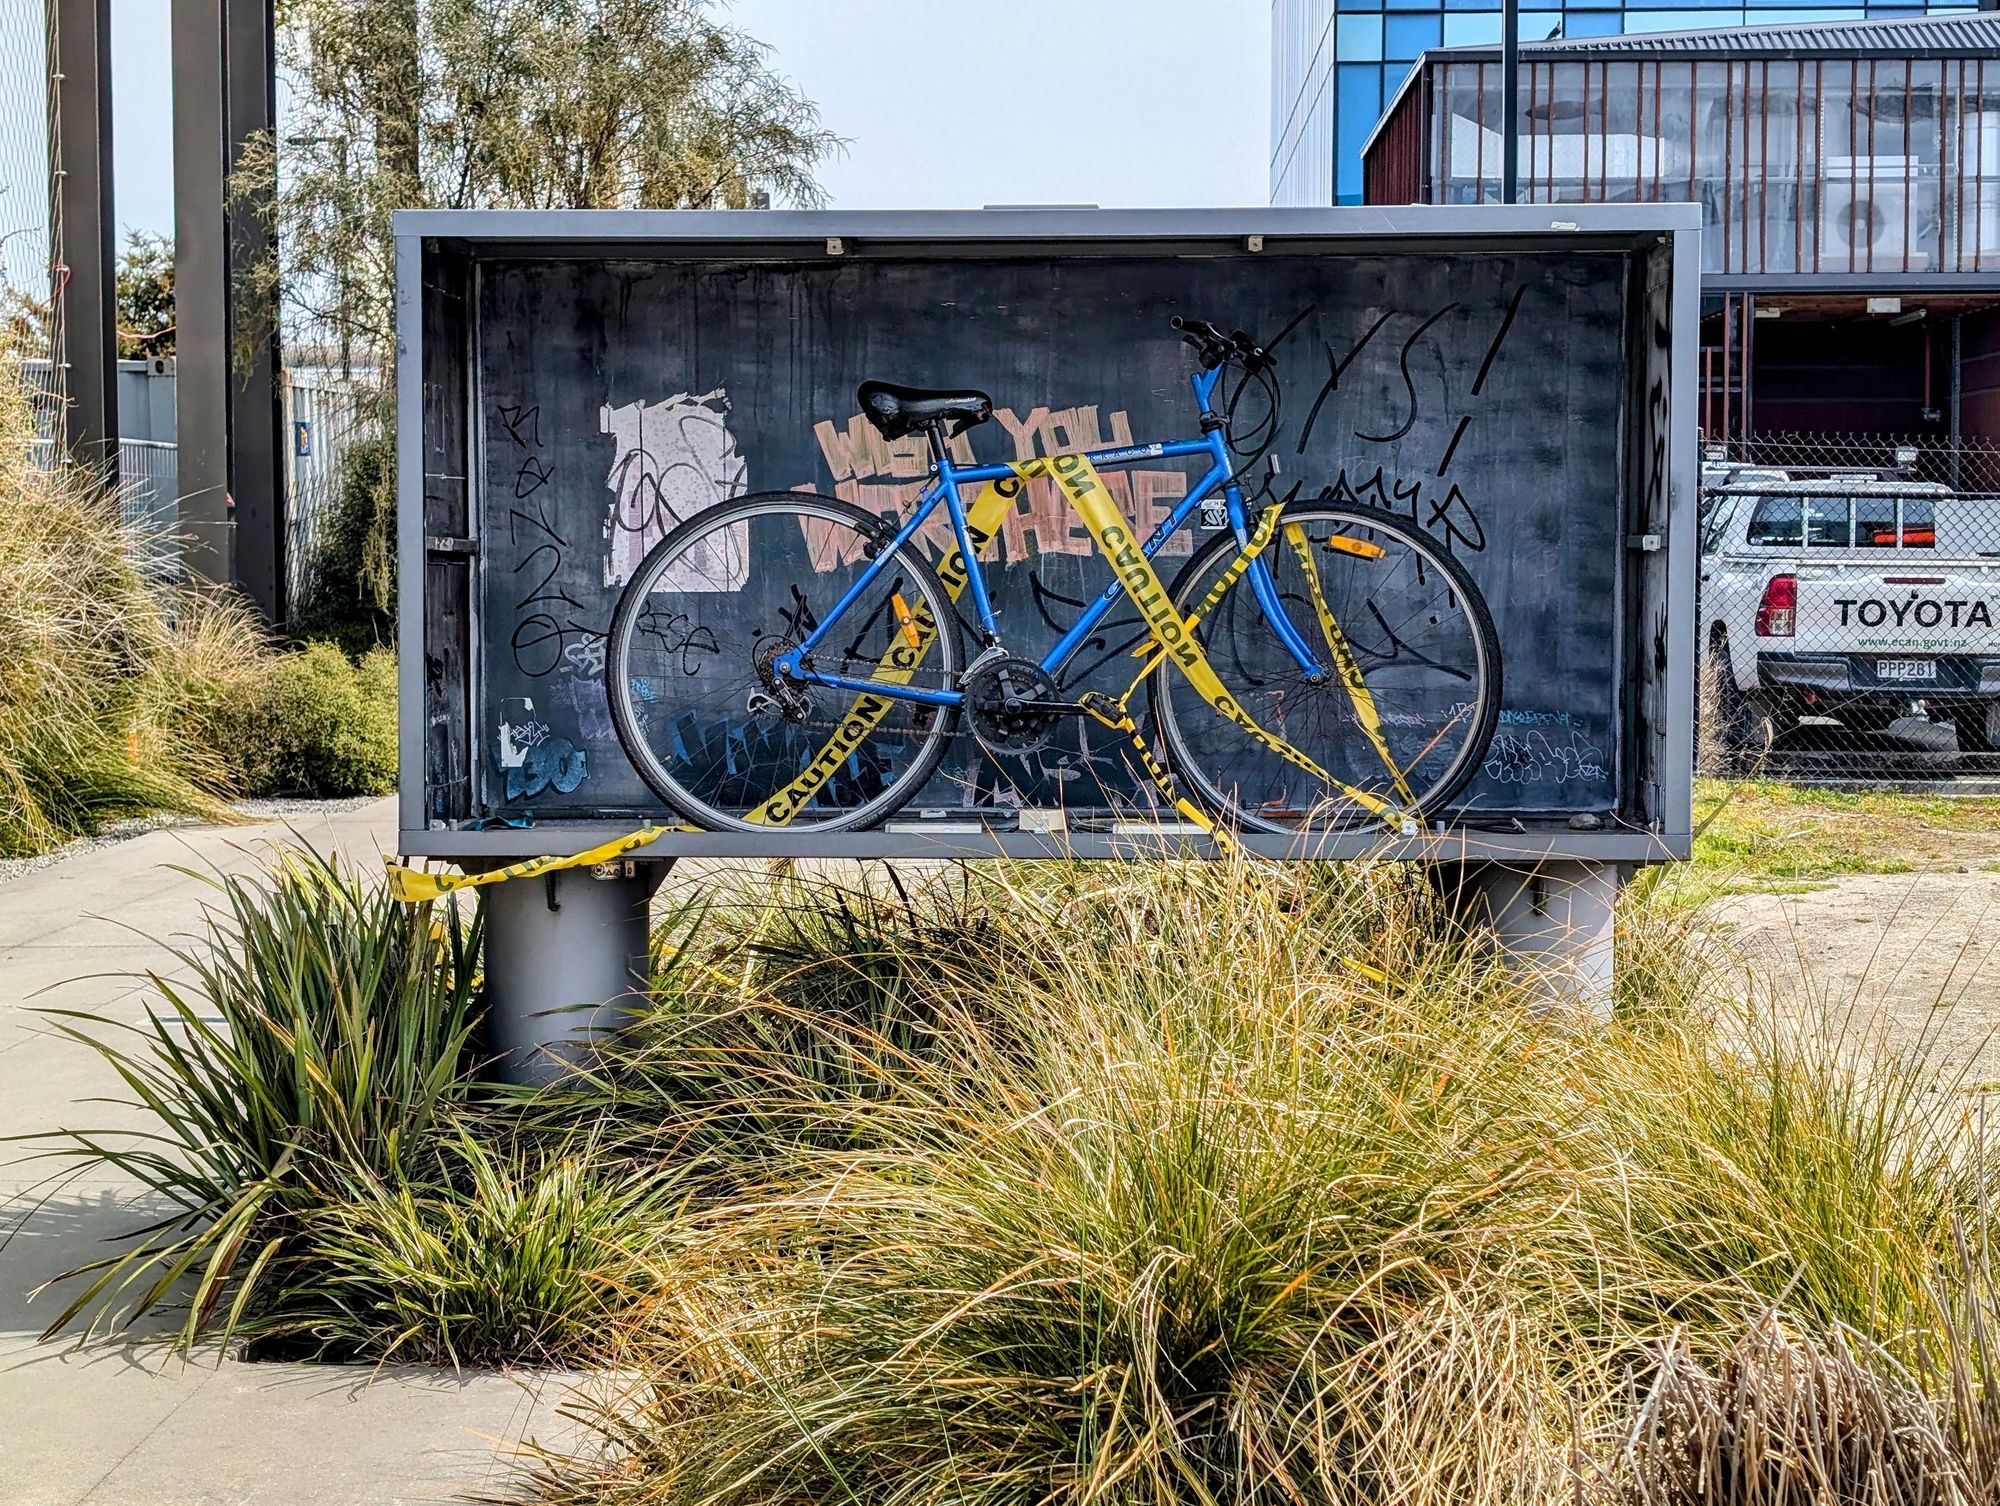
[1699,475,2000,754]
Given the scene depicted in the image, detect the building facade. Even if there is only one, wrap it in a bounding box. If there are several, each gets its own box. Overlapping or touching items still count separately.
[1271,0,1995,205]
[1356,14,2000,441]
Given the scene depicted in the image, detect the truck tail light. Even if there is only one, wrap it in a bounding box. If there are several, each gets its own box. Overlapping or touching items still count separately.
[1755,573,1796,638]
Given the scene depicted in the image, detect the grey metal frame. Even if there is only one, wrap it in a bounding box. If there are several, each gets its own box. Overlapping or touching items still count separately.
[395,205,1702,866]
[49,0,119,467]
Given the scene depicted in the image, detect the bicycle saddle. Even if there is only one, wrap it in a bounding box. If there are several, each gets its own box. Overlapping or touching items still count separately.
[857,380,993,440]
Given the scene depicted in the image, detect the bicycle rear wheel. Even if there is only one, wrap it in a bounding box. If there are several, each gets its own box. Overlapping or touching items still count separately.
[1150,504,1500,834]
[607,492,963,833]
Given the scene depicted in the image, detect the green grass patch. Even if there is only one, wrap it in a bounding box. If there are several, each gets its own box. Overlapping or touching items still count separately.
[1646,777,2000,908]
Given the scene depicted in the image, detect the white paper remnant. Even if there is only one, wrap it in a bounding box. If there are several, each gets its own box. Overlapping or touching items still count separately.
[600,390,750,591]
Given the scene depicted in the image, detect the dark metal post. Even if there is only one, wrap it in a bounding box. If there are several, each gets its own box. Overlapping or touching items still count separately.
[225,0,285,623]
[1501,0,1520,203]
[47,0,118,467]
[172,0,231,586]
[1950,312,1963,489]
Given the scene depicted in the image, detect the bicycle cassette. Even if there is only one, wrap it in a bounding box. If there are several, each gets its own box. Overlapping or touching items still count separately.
[963,654,1063,753]
[749,636,813,723]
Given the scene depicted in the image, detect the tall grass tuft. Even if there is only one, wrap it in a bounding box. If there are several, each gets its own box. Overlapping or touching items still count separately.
[1620,1314,1969,1505]
[249,1125,693,1366]
[515,857,2000,1506]
[0,362,253,853]
[527,859,1615,1506]
[1570,987,1977,1345]
[26,848,484,1345]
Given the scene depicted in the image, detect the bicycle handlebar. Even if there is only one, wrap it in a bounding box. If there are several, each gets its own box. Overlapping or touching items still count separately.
[1170,314,1273,375]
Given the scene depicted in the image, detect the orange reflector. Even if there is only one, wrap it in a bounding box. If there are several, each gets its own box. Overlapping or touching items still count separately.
[890,592,922,648]
[1324,535,1386,560]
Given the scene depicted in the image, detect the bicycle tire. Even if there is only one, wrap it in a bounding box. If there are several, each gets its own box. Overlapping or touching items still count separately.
[607,491,963,833]
[1149,504,1502,834]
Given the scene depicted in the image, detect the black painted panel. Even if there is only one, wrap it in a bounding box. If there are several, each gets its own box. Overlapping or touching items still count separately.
[471,250,1630,821]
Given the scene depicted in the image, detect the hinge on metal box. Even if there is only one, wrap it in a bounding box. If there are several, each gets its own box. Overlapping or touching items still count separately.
[1625,533,1663,552]
[425,535,477,556]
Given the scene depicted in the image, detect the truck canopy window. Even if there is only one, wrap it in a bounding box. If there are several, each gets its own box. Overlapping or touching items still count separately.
[1745,496,1803,545]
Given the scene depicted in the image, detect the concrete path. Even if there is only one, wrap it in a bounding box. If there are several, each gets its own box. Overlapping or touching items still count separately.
[0,801,567,1506]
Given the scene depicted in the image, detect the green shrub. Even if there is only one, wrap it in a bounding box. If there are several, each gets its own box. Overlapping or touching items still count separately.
[31,848,483,1346]
[208,641,398,797]
[30,840,2000,1501]
[289,430,394,657]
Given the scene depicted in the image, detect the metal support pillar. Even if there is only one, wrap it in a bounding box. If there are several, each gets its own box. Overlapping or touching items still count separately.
[1500,0,1520,203]
[48,0,118,468]
[1951,313,1964,490]
[172,0,231,585]
[482,863,666,1084]
[1446,860,1626,1021]
[224,0,284,623]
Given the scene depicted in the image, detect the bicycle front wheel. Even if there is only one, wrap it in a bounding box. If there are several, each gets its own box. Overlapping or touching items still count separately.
[607,492,963,833]
[1150,505,1501,835]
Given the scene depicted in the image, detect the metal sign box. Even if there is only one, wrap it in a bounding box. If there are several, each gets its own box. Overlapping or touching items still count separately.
[396,206,1699,864]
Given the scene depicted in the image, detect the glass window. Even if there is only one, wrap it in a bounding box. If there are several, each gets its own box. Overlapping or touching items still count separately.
[1443,12,1503,43]
[1383,12,1442,58]
[1336,64,1382,201]
[1337,0,1384,14]
[1626,9,1737,29]
[1805,498,1852,547]
[1701,497,1738,555]
[1853,496,1899,548]
[1445,0,1501,10]
[1439,61,1494,202]
[1902,499,1937,548]
[1598,61,1642,201]
[1563,12,1625,34]
[1745,496,1803,546]
[1852,497,1937,548]
[1337,13,1384,57]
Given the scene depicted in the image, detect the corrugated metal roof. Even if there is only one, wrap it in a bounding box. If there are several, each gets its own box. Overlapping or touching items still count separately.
[1431,10,2000,60]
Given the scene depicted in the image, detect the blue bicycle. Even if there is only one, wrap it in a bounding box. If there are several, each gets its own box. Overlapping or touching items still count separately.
[607,315,1501,834]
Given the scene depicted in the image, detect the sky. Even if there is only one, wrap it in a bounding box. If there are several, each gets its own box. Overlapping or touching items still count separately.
[86,0,1272,245]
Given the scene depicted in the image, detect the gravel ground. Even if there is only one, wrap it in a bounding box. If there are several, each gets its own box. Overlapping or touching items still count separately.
[0,797,384,888]
[1707,864,2000,1083]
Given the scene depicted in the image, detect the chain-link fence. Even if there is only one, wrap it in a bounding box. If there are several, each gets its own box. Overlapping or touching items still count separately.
[117,437,178,579]
[1696,431,2000,787]
[0,0,58,409]
[283,369,383,610]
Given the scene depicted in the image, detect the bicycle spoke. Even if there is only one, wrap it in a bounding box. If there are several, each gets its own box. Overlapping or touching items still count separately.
[1154,506,1499,834]
[609,495,961,832]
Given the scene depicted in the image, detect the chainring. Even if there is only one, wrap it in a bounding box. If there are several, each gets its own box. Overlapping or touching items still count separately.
[964,654,1064,753]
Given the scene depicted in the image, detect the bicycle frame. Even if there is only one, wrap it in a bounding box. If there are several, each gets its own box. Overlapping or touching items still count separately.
[773,367,1328,708]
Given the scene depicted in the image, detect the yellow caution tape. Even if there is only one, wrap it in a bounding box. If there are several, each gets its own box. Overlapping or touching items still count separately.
[1020,454,1400,828]
[741,477,1022,827]
[384,822,689,904]
[1279,522,1417,810]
